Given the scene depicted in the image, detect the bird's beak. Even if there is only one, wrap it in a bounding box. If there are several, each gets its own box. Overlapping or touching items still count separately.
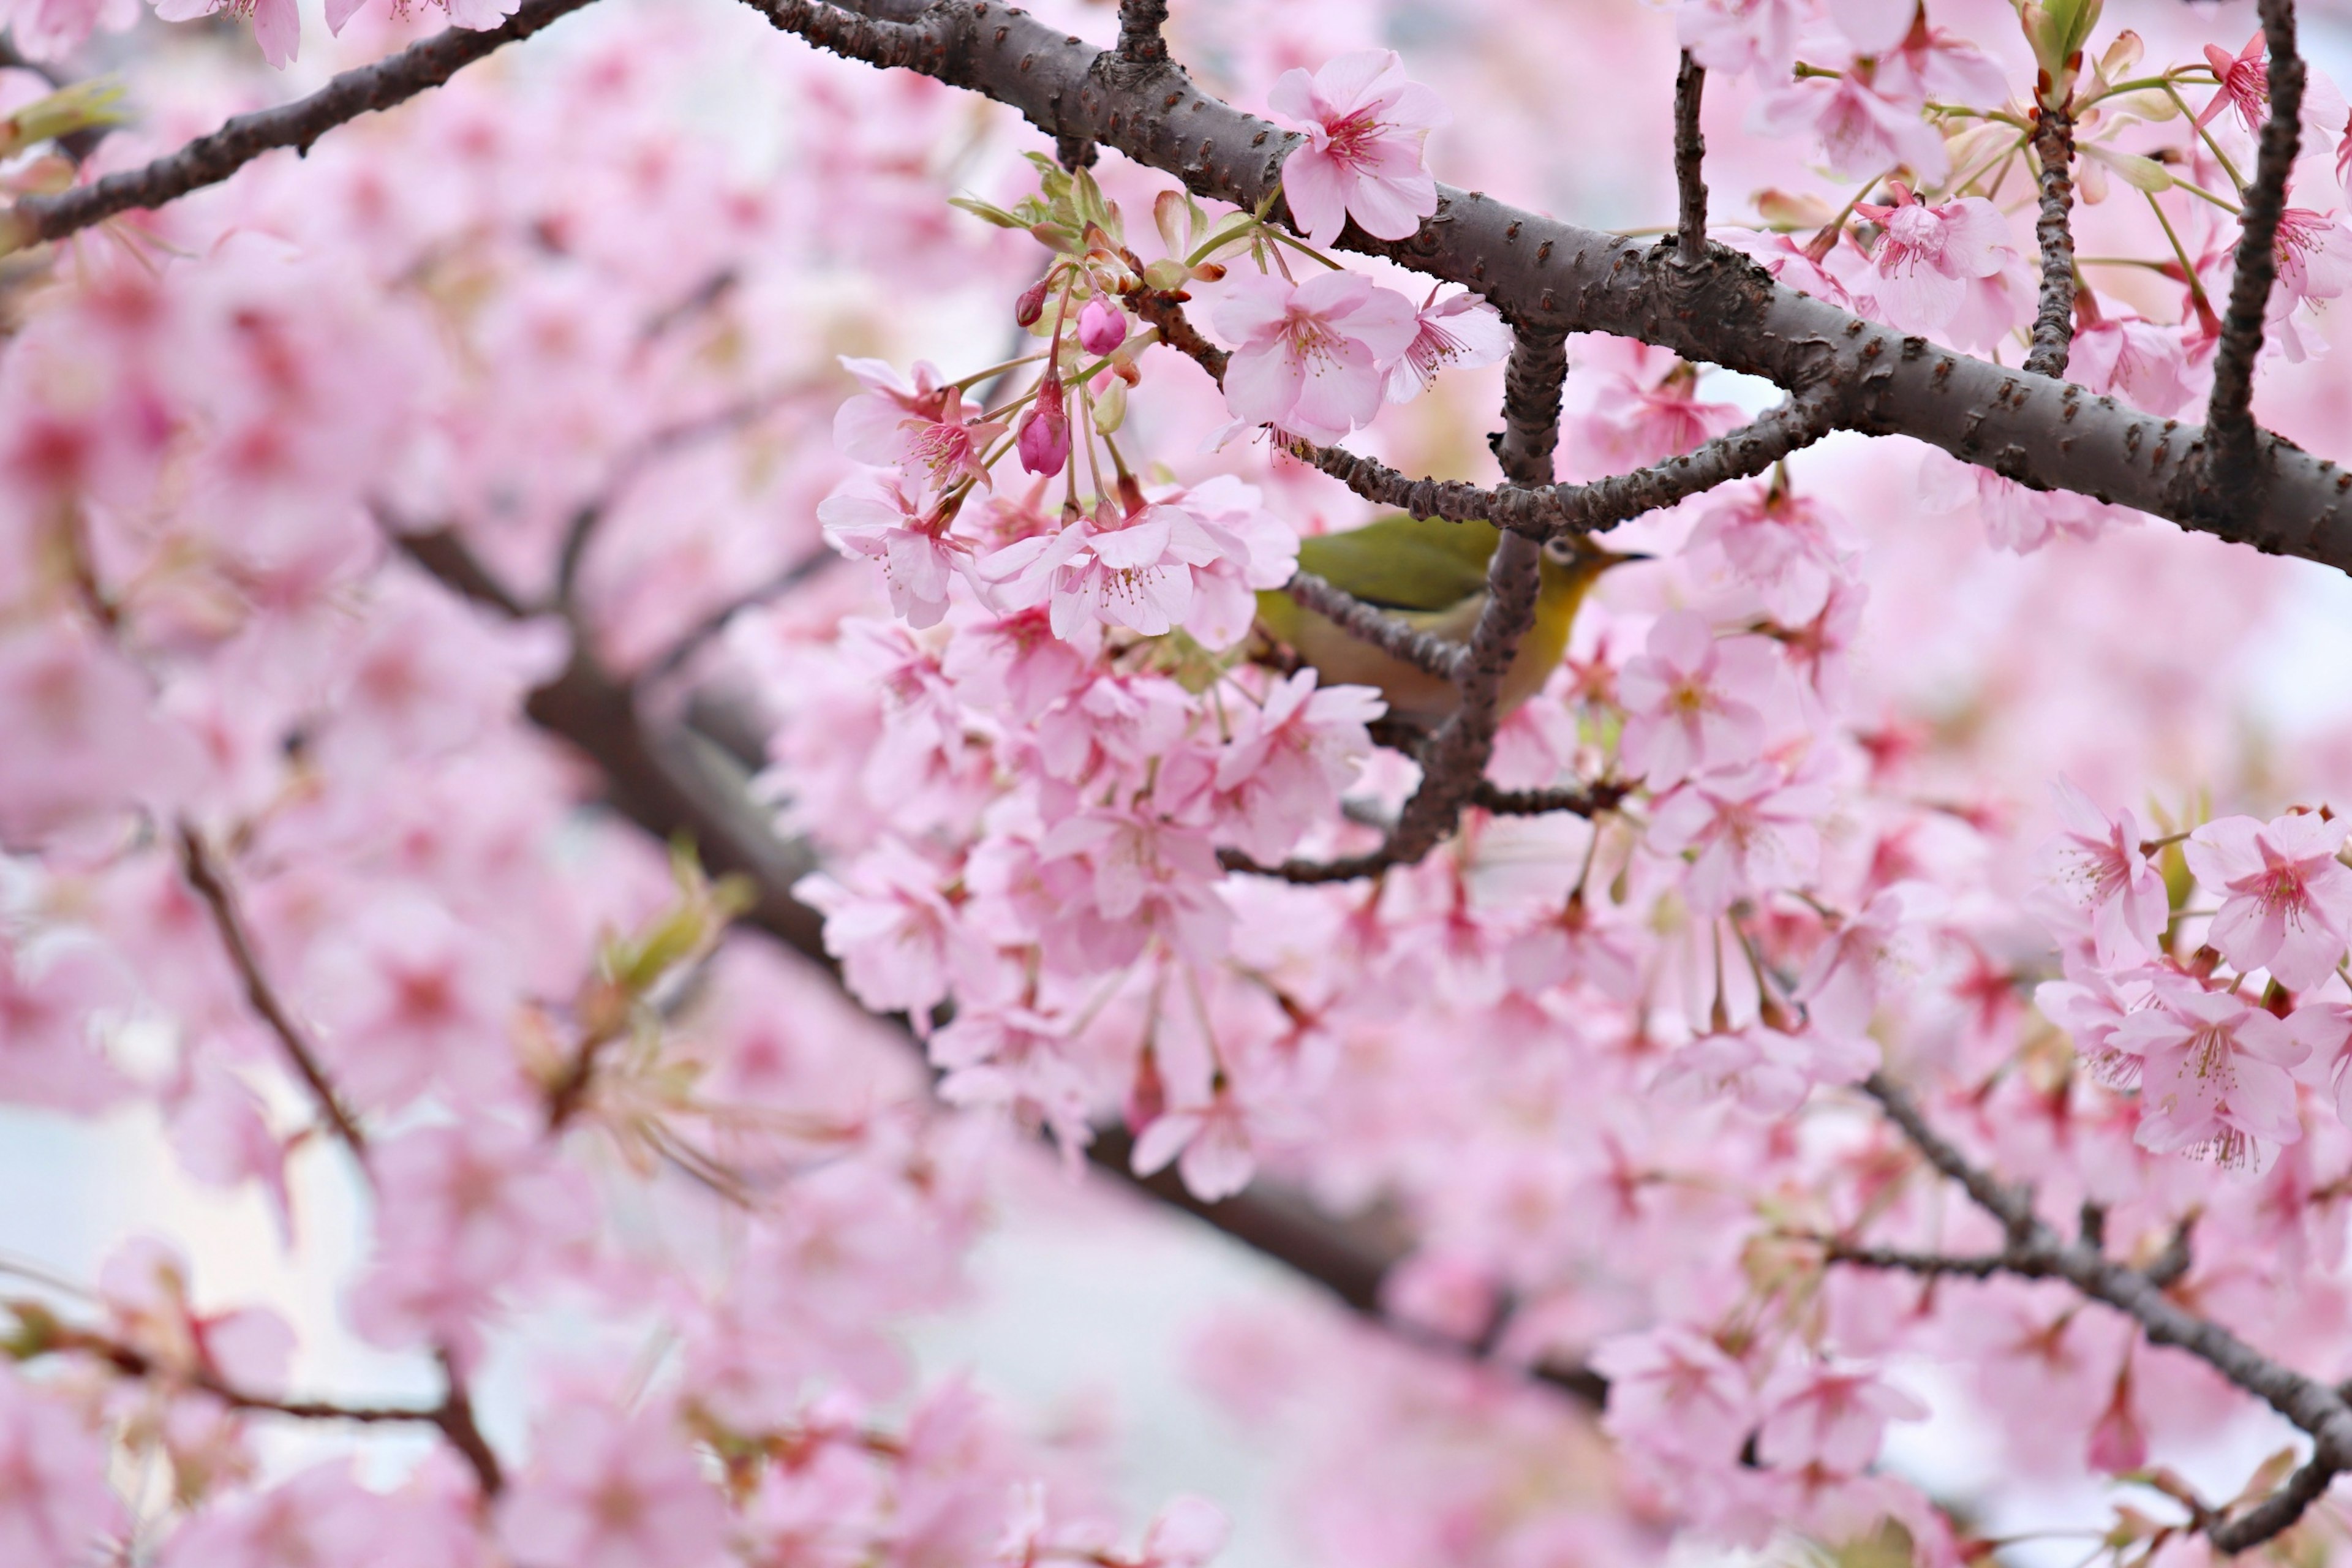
[1586,546,1653,570]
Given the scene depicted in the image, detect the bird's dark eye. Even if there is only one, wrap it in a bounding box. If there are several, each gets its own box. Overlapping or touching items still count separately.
[1542,538,1575,564]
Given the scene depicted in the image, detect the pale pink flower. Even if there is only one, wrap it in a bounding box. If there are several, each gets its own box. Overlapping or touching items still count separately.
[1823,0,1911,55]
[1649,763,1831,914]
[832,357,1006,491]
[156,1463,384,1568]
[820,474,976,630]
[1132,1084,1261,1200]
[1139,1496,1229,1568]
[931,1002,1095,1158]
[1853,190,2019,342]
[2108,987,2308,1166]
[974,503,1195,641]
[3,0,132,61]
[1210,270,1417,443]
[1159,476,1301,650]
[1656,1025,1873,1116]
[1757,1357,1928,1477]
[1561,337,1746,478]
[2035,958,2152,1085]
[2271,208,2352,315]
[1677,0,1810,77]
[1798,883,1941,1044]
[500,1398,729,1568]
[796,839,983,1022]
[1719,229,1863,311]
[1264,50,1447,246]
[155,0,299,68]
[1590,1324,1756,1468]
[2030,777,2171,967]
[1036,806,1232,968]
[1616,610,1778,790]
[1686,480,1855,624]
[1876,21,2009,107]
[0,940,127,1114]
[2067,317,2195,416]
[1751,67,1948,183]
[1171,669,1380,864]
[2198,33,2349,145]
[0,623,195,847]
[0,1360,125,1564]
[304,897,516,1112]
[2185,812,2352,989]
[1383,288,1512,403]
[349,1117,592,1359]
[1920,449,2128,554]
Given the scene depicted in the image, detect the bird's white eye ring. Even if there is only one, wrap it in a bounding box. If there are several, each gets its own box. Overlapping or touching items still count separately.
[1541,537,1577,565]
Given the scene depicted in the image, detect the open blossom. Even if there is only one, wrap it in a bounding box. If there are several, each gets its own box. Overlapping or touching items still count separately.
[1685,480,1855,624]
[500,1398,729,1568]
[154,0,298,67]
[834,357,1006,491]
[2030,777,2170,967]
[797,839,985,1022]
[1853,190,2020,345]
[0,1360,124,1564]
[1648,763,1831,914]
[1264,50,1446,246]
[1155,669,1381,863]
[1132,1082,1262,1201]
[1616,610,1778,790]
[2107,987,2308,1166]
[1757,1357,1928,1477]
[2184,812,2352,989]
[1591,1324,1755,1468]
[2067,317,2196,417]
[976,502,1194,641]
[1677,0,1809,77]
[1561,337,1745,477]
[2272,208,2352,317]
[1656,1025,1874,1115]
[1210,270,1417,443]
[1798,882,1940,1045]
[1750,64,1947,183]
[820,475,977,630]
[1384,288,1512,403]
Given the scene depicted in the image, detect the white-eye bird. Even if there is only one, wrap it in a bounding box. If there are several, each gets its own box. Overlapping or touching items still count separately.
[1254,514,1641,727]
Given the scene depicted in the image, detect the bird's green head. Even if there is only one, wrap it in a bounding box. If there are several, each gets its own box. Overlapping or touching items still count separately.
[1537,533,1648,601]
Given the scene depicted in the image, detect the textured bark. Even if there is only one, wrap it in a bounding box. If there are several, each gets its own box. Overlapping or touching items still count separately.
[2204,0,2305,494]
[1672,53,1708,268]
[2024,105,2077,379]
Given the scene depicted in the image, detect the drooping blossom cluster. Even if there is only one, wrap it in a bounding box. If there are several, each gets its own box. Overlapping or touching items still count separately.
[2,1,2352,1567]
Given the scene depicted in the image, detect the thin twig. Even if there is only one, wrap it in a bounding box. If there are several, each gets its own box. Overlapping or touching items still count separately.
[1856,1071,2352,1552]
[12,0,599,245]
[175,824,369,1161]
[1281,570,1464,682]
[1470,779,1629,817]
[2204,0,2304,487]
[1115,0,1170,65]
[1673,52,1709,266]
[2025,101,2079,378]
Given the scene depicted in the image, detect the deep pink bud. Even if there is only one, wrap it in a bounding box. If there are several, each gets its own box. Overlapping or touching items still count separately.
[1077,296,1128,355]
[1016,376,1069,477]
[1014,276,1050,328]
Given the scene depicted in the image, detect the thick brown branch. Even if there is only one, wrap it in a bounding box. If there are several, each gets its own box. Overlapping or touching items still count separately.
[1858,1072,2352,1551]
[1282,570,1463,682]
[736,0,2352,571]
[176,824,370,1161]
[1673,53,1708,268]
[2206,0,2304,487]
[12,0,598,244]
[2025,104,2078,379]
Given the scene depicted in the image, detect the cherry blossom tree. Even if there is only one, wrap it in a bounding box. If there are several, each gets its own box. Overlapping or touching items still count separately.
[15,0,2352,1564]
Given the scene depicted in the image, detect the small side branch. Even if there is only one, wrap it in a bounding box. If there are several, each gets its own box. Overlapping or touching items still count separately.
[1856,1071,2352,1553]
[1282,570,1464,682]
[1469,779,1628,817]
[1673,53,1709,266]
[13,0,600,245]
[176,824,369,1161]
[1115,0,1170,65]
[2205,0,2305,484]
[2025,103,2079,378]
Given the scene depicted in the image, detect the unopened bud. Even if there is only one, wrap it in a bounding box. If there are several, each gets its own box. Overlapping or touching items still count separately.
[1093,377,1128,433]
[1077,296,1128,356]
[1017,376,1070,477]
[1014,276,1051,328]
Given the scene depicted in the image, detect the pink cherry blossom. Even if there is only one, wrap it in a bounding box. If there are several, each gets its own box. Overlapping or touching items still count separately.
[1210,270,1417,443]
[1591,1324,1756,1468]
[2067,317,2196,417]
[2108,987,2309,1166]
[1131,1082,1262,1201]
[796,839,984,1022]
[1015,375,1071,478]
[1853,190,2021,345]
[0,938,127,1114]
[1616,610,1779,790]
[500,1398,730,1568]
[156,1463,386,1568]
[820,474,977,630]
[1685,480,1856,624]
[2031,777,2171,967]
[0,1360,124,1564]
[1265,50,1447,247]
[1561,336,1746,478]
[1648,762,1831,914]
[1757,1357,1928,1477]
[1677,0,1809,77]
[2271,208,2352,317]
[154,0,299,68]
[834,358,1006,491]
[1156,669,1380,863]
[1798,883,1940,1045]
[2184,812,2352,990]
[303,897,518,1112]
[975,502,1195,641]
[1383,288,1512,404]
[1751,66,1948,183]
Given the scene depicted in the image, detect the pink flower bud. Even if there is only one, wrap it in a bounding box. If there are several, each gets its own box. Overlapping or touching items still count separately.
[1016,377,1069,477]
[1014,277,1050,328]
[1077,296,1128,355]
